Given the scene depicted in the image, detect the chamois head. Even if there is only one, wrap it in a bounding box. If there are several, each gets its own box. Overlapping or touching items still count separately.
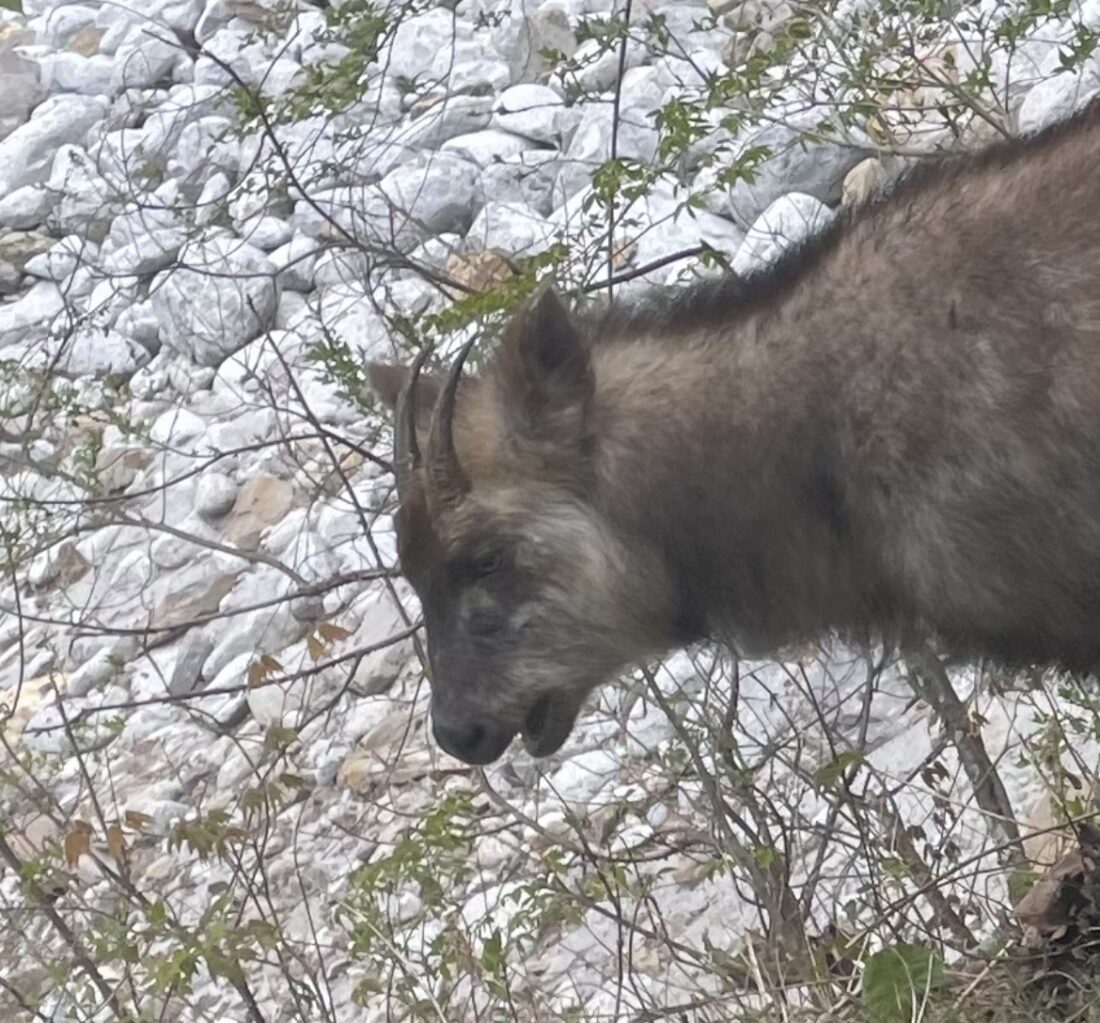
[369,289,676,764]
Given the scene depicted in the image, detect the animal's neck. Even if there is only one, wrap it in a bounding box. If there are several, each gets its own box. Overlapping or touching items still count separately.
[589,326,869,656]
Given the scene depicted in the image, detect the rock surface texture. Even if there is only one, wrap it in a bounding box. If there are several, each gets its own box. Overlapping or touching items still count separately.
[2,0,1100,1020]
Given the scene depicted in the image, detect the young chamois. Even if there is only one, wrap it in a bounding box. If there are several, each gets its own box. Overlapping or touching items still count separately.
[369,99,1100,766]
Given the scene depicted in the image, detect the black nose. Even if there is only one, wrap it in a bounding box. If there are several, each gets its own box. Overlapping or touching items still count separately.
[432,715,512,765]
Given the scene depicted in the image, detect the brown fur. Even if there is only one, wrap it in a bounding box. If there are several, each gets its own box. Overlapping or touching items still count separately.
[370,99,1100,764]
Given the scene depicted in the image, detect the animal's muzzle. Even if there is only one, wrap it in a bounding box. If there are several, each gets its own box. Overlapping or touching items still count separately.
[431,713,514,765]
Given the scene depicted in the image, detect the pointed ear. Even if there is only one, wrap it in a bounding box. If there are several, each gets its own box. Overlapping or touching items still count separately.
[367,361,444,423]
[498,287,591,448]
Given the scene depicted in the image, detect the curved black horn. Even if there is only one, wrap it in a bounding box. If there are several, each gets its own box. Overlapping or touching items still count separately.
[426,337,477,506]
[394,346,431,499]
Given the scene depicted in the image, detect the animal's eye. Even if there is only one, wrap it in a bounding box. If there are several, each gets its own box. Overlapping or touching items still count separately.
[472,549,504,577]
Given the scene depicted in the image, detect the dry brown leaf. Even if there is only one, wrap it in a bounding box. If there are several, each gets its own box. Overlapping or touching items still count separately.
[317,622,352,643]
[64,822,92,867]
[106,824,126,861]
[306,634,326,663]
[247,661,266,687]
[124,810,153,831]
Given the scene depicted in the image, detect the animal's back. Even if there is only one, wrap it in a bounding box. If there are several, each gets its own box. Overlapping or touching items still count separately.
[814,103,1100,668]
[585,104,1100,669]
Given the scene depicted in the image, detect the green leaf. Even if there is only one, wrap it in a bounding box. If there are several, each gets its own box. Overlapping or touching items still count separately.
[481,928,504,976]
[862,943,945,1022]
[1008,869,1037,903]
[751,844,777,868]
[205,948,246,987]
[813,751,866,789]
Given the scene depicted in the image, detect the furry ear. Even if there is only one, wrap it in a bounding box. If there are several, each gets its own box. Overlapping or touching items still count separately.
[367,361,444,423]
[498,287,592,450]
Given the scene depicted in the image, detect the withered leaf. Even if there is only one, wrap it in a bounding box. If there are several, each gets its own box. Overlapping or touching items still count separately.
[64,823,92,867]
[106,824,126,861]
[124,810,153,831]
[317,622,352,643]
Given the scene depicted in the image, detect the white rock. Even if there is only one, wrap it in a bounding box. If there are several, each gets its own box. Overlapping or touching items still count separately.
[239,216,292,251]
[479,150,563,215]
[193,26,269,88]
[564,34,648,92]
[274,289,311,329]
[0,230,53,278]
[227,166,290,225]
[150,233,278,367]
[298,153,479,253]
[102,228,186,276]
[548,749,621,804]
[284,528,341,585]
[37,52,116,97]
[114,301,161,351]
[70,328,149,376]
[195,171,232,225]
[731,192,834,276]
[553,179,744,290]
[0,95,108,195]
[47,144,119,237]
[0,185,57,230]
[368,96,493,180]
[385,8,473,82]
[491,83,571,144]
[448,52,512,95]
[31,4,99,48]
[213,328,309,398]
[193,0,235,43]
[202,406,277,453]
[112,28,186,91]
[316,285,389,359]
[556,92,660,200]
[165,359,214,394]
[440,128,531,167]
[25,537,88,588]
[269,234,319,291]
[23,235,96,282]
[492,0,577,82]
[149,406,207,445]
[166,114,237,182]
[0,49,44,142]
[10,326,149,377]
[202,574,300,681]
[259,57,305,97]
[95,5,143,53]
[312,248,368,289]
[377,151,481,236]
[87,126,145,185]
[60,265,96,300]
[726,114,867,227]
[466,200,554,256]
[245,652,338,728]
[196,472,238,520]
[141,84,234,154]
[83,274,140,326]
[67,650,118,698]
[167,636,215,696]
[1017,64,1100,134]
[0,281,66,349]
[0,262,20,295]
[101,0,202,36]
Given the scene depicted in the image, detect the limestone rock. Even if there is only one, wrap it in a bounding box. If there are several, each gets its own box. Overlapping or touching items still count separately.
[223,475,296,549]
